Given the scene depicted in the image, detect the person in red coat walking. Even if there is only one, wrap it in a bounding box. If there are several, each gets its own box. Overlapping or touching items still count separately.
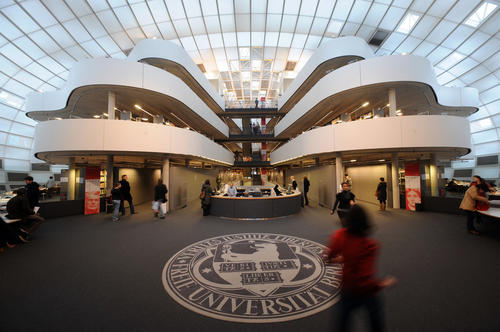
[325,205,397,332]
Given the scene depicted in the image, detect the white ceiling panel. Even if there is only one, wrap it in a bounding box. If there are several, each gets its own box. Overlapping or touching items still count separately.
[0,0,498,168]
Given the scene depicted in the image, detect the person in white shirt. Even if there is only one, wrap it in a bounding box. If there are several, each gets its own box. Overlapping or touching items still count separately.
[227,183,237,197]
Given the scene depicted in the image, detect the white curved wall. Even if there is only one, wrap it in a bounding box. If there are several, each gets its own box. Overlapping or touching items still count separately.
[33,119,233,165]
[279,36,374,108]
[275,55,479,136]
[128,39,225,110]
[24,58,229,137]
[271,115,471,165]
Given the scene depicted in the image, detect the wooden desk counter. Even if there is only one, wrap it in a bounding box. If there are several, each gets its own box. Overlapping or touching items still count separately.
[210,192,302,219]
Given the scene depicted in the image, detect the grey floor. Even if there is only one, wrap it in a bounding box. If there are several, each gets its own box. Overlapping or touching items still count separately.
[1,201,500,332]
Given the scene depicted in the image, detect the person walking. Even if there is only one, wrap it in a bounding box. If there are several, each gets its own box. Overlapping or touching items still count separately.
[375,177,387,211]
[254,97,259,109]
[110,183,122,222]
[325,205,397,332]
[24,176,40,209]
[331,182,355,224]
[200,179,213,216]
[153,179,168,219]
[460,176,489,235]
[303,176,310,206]
[119,175,136,215]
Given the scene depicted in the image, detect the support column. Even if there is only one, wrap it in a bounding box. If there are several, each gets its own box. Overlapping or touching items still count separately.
[335,154,343,193]
[388,88,397,117]
[430,154,438,197]
[107,91,116,120]
[391,152,400,209]
[162,157,170,213]
[106,155,113,195]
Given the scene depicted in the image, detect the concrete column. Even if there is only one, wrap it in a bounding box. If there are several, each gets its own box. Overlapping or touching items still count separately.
[430,154,438,196]
[162,157,170,213]
[106,155,113,195]
[107,91,115,120]
[391,152,400,209]
[388,88,397,117]
[335,154,343,193]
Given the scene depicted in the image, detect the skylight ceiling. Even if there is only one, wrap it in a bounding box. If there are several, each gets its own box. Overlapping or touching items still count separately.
[0,0,499,171]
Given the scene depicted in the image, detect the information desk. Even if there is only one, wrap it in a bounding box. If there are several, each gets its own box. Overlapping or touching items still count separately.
[210,192,302,219]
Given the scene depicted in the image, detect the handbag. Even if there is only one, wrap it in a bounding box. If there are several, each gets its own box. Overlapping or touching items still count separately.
[160,202,167,214]
[199,191,205,199]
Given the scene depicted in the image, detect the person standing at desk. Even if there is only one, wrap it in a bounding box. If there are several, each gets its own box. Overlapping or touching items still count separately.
[200,179,213,216]
[273,184,282,196]
[303,176,310,206]
[24,176,40,210]
[291,176,297,190]
[227,183,237,197]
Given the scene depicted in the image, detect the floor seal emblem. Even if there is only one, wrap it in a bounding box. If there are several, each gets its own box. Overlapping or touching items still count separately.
[162,233,342,323]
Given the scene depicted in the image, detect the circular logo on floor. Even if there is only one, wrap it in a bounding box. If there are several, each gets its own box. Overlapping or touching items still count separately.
[162,233,342,323]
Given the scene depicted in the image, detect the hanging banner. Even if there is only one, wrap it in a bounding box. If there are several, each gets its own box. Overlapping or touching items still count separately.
[84,166,101,215]
[405,162,421,211]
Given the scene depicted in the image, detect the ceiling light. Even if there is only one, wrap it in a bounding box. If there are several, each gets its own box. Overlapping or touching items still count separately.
[396,13,420,34]
[102,113,108,117]
[362,102,369,107]
[142,118,148,121]
[54,117,62,120]
[379,159,385,162]
[93,115,100,118]
[401,52,408,55]
[465,2,497,27]
[350,159,357,162]
[134,104,141,110]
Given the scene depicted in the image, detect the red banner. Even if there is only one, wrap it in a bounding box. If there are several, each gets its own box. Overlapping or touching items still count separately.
[405,162,421,211]
[84,166,101,215]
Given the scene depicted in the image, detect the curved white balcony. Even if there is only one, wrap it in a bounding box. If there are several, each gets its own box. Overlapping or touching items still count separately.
[271,115,471,165]
[33,119,233,166]
[275,54,479,137]
[278,36,374,109]
[24,58,229,138]
[128,39,225,111]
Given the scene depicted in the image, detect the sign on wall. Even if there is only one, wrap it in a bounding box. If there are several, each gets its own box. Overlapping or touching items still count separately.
[84,166,101,215]
[405,162,421,211]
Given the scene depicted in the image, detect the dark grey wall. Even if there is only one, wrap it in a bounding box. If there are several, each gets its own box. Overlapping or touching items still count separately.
[287,165,336,207]
[118,168,161,206]
[169,166,219,210]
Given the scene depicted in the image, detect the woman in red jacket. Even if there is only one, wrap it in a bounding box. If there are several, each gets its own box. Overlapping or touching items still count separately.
[325,205,397,332]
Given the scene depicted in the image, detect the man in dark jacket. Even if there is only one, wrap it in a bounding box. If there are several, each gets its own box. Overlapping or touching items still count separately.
[303,176,310,206]
[119,175,136,215]
[153,179,168,219]
[376,177,388,211]
[24,176,40,209]
[7,188,44,234]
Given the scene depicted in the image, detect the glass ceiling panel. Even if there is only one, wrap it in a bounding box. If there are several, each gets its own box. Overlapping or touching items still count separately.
[0,0,498,169]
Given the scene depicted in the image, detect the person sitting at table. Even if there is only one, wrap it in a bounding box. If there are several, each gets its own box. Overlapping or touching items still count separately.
[227,183,237,197]
[274,184,282,196]
[6,188,44,236]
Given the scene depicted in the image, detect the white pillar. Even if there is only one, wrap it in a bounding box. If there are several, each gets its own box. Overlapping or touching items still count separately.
[107,91,116,120]
[335,154,343,193]
[388,88,397,117]
[162,157,170,213]
[106,155,113,195]
[391,152,400,209]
